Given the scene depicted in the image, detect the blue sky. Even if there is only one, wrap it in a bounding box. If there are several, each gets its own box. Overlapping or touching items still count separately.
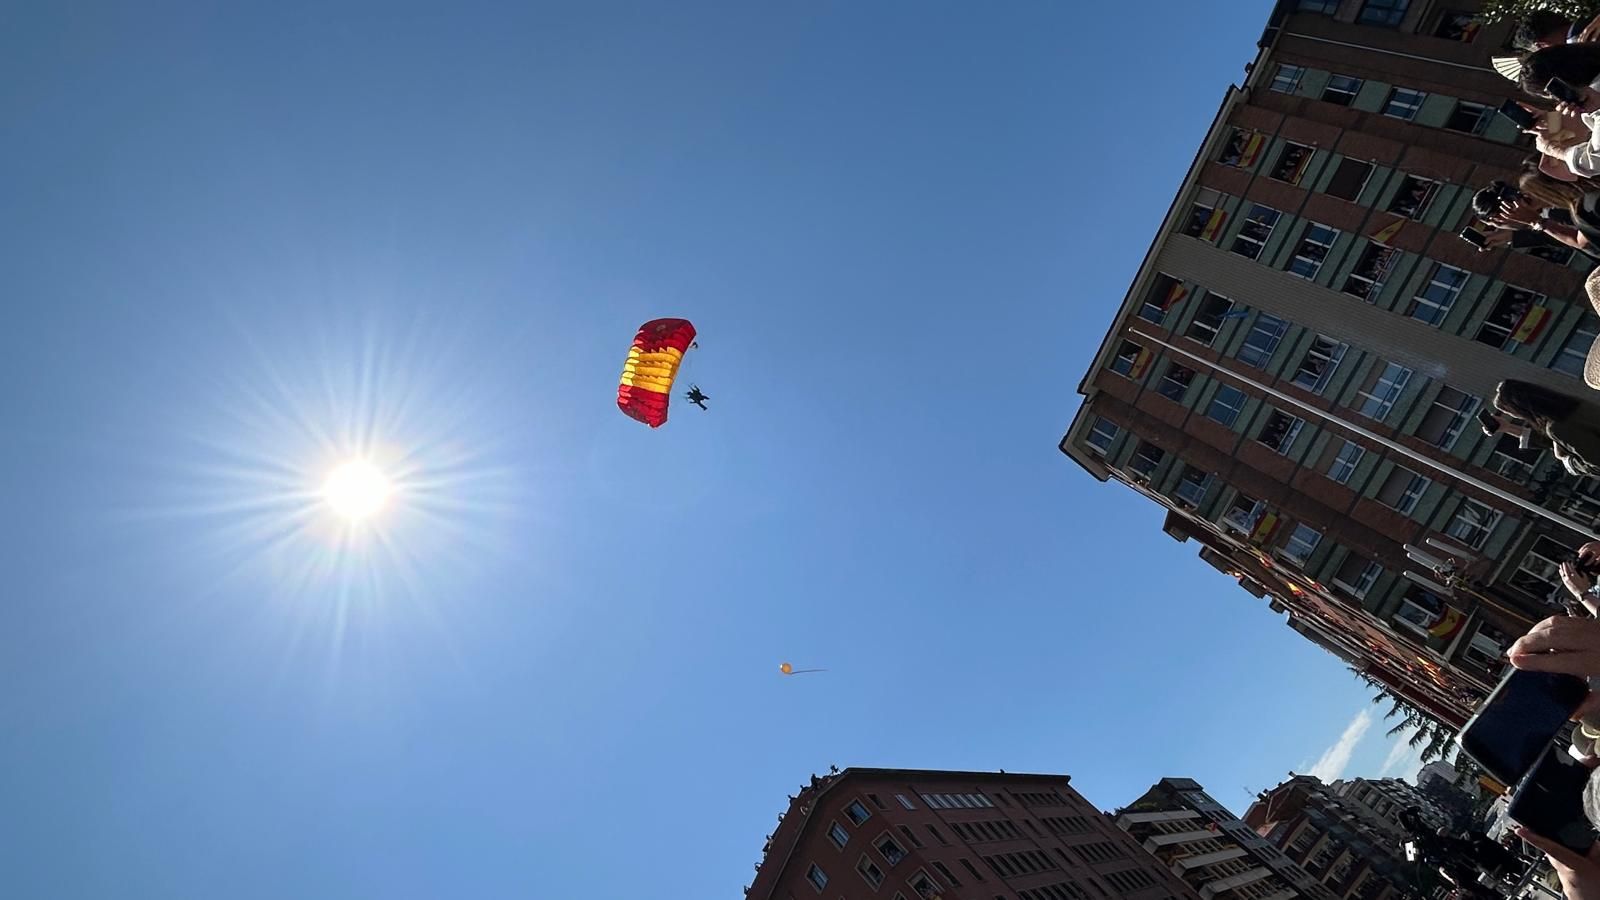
[0,3,1436,897]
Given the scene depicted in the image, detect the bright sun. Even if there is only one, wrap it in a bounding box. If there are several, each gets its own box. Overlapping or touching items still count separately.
[322,460,392,521]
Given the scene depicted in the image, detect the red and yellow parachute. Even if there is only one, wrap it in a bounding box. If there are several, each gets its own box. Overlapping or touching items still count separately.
[617,318,696,427]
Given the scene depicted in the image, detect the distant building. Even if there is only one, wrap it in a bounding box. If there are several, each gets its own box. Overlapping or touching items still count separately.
[747,767,1201,900]
[1415,761,1458,790]
[1117,777,1338,900]
[1327,778,1450,837]
[1060,0,1600,726]
[1244,775,1428,900]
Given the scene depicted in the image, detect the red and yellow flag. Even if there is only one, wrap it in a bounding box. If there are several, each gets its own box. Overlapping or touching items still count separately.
[1370,218,1404,245]
[1238,132,1266,168]
[1199,208,1228,242]
[1428,606,1465,640]
[1249,511,1281,545]
[1511,306,1551,345]
[1162,282,1189,310]
[1127,348,1154,380]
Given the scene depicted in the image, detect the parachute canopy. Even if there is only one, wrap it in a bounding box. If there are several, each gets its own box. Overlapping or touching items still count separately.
[617,318,696,428]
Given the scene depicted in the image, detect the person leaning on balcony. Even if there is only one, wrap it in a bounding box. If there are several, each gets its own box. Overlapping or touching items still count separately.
[1489,380,1600,476]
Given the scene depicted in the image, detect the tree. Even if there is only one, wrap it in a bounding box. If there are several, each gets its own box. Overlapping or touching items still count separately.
[1353,670,1458,766]
[1479,0,1600,24]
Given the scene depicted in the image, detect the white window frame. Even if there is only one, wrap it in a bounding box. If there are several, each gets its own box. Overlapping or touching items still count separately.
[1174,466,1213,507]
[1186,293,1235,347]
[1395,591,1444,638]
[1332,556,1382,599]
[1085,417,1119,455]
[1354,361,1413,421]
[1258,409,1305,454]
[1477,286,1546,351]
[1446,100,1492,135]
[1127,442,1165,480]
[1270,63,1306,94]
[1323,73,1363,105]
[1280,524,1323,566]
[1270,141,1316,184]
[1445,499,1503,550]
[1109,340,1143,377]
[1377,467,1430,515]
[1552,320,1600,378]
[1292,336,1347,394]
[1416,385,1479,451]
[1287,223,1339,279]
[1206,384,1248,427]
[1232,205,1281,260]
[1383,87,1427,120]
[1156,362,1195,402]
[1238,314,1289,368]
[1388,175,1439,221]
[1409,263,1468,326]
[1343,242,1397,301]
[1327,439,1365,484]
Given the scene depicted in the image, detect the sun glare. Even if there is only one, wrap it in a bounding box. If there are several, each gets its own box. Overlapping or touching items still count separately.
[322,460,392,521]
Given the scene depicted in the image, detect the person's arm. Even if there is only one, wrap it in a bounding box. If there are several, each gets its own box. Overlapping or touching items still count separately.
[1576,13,1600,44]
[1543,153,1583,182]
[1515,827,1600,900]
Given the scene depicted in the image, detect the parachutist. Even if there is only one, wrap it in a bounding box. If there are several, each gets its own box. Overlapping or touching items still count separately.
[686,385,710,410]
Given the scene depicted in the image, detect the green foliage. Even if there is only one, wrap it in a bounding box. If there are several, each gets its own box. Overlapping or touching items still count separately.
[1479,0,1600,24]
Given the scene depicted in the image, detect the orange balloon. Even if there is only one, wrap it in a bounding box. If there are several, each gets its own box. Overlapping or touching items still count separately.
[779,662,794,675]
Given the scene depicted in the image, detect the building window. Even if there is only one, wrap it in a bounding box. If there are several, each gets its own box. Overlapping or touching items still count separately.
[859,856,886,888]
[1232,204,1281,260]
[1512,536,1574,604]
[1222,493,1266,536]
[932,862,962,887]
[1382,86,1427,120]
[1551,319,1600,378]
[1446,498,1503,550]
[1187,293,1236,346]
[829,821,850,849]
[1409,263,1468,326]
[1388,175,1438,220]
[1270,142,1315,184]
[1528,242,1575,265]
[1359,0,1410,27]
[958,859,985,883]
[1445,100,1492,134]
[1325,156,1372,199]
[877,835,907,865]
[1238,314,1289,368]
[1343,242,1398,301]
[1326,439,1366,484]
[1219,128,1266,168]
[1109,339,1147,378]
[1271,63,1306,94]
[1281,524,1323,566]
[1183,188,1228,241]
[1323,74,1364,107]
[1395,587,1446,638]
[909,872,941,900]
[1287,222,1339,278]
[1466,622,1509,670]
[896,794,916,810]
[1207,384,1249,427]
[1139,274,1187,324]
[1333,554,1382,598]
[1127,442,1165,480]
[807,863,829,892]
[1292,335,1347,394]
[1476,287,1547,350]
[1257,409,1305,454]
[1434,10,1480,41]
[1299,0,1339,11]
[1489,433,1542,484]
[1156,362,1196,402]
[845,800,871,826]
[1354,360,1413,420]
[1174,465,1213,508]
[1376,466,1431,514]
[1415,385,1479,450]
[868,793,886,810]
[926,826,948,846]
[898,825,924,849]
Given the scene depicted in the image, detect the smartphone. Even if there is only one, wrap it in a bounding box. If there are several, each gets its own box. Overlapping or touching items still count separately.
[1460,668,1589,786]
[1499,99,1537,129]
[1460,227,1489,250]
[1549,77,1587,105]
[1508,746,1597,854]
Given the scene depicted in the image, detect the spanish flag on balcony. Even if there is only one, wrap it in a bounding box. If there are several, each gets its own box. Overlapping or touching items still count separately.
[1161,282,1189,310]
[1428,606,1465,640]
[1199,208,1228,242]
[1511,306,1552,344]
[1249,511,1281,545]
[1128,348,1154,380]
[1238,132,1266,168]
[1370,218,1404,245]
